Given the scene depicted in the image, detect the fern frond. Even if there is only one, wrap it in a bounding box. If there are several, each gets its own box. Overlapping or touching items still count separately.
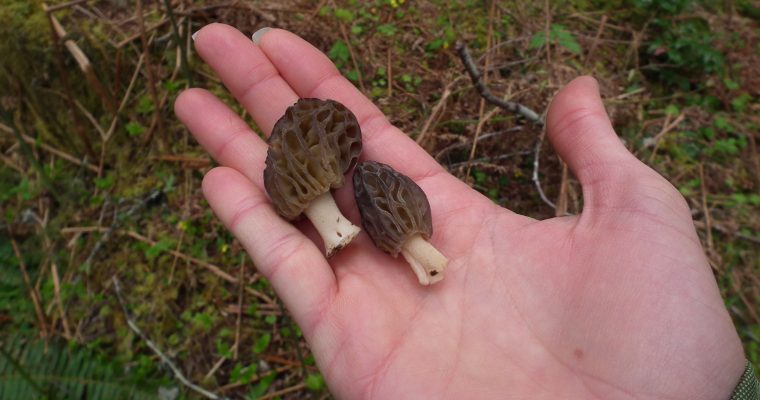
[0,335,163,400]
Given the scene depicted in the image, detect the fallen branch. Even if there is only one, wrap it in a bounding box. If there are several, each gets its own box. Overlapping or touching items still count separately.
[45,5,115,112]
[258,383,305,400]
[416,77,462,146]
[465,106,501,179]
[63,225,277,306]
[532,130,556,209]
[436,127,523,161]
[43,0,88,13]
[447,149,531,169]
[692,220,760,245]
[17,132,99,173]
[153,154,211,167]
[125,230,237,284]
[82,189,162,267]
[10,238,48,337]
[112,277,226,400]
[456,41,543,126]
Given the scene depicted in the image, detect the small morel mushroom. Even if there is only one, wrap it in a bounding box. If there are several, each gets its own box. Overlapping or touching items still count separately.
[264,98,362,257]
[353,161,449,285]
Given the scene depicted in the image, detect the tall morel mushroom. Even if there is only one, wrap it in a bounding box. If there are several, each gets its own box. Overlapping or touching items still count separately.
[353,161,449,285]
[264,98,362,257]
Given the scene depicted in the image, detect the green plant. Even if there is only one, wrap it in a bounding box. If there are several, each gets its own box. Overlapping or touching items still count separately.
[529,24,582,55]
[0,336,164,400]
[634,0,724,88]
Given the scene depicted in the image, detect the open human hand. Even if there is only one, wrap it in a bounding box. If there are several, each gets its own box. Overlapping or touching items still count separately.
[175,24,745,399]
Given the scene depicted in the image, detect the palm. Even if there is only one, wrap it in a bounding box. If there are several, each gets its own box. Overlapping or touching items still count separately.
[177,24,744,399]
[320,162,741,399]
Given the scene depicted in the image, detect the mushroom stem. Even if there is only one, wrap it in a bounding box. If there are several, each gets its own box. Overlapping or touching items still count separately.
[303,192,361,257]
[400,234,448,285]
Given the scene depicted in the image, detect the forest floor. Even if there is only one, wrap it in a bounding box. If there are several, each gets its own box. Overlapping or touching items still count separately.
[1,0,758,399]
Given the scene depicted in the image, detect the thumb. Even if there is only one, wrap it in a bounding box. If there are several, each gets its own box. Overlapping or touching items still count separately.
[546,76,642,209]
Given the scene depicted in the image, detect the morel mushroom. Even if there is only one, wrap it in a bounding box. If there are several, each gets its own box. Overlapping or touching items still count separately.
[264,98,362,257]
[353,161,449,285]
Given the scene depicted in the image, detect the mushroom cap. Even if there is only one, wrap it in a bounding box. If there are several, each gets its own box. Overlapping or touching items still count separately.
[264,98,362,220]
[353,161,433,256]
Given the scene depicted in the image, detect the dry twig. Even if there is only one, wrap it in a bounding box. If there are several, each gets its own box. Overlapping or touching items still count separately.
[10,238,48,337]
[234,255,245,361]
[416,77,462,146]
[44,0,88,13]
[456,42,543,125]
[699,163,715,253]
[125,230,238,283]
[555,162,570,216]
[112,277,226,400]
[45,6,115,112]
[15,131,99,173]
[339,24,366,94]
[135,0,164,145]
[63,224,276,306]
[692,220,760,245]
[465,106,501,179]
[258,383,305,400]
[34,216,73,339]
[647,111,686,163]
[533,130,556,209]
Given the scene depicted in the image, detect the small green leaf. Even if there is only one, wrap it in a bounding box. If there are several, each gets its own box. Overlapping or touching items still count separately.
[216,340,232,358]
[732,193,748,204]
[377,23,397,36]
[163,80,183,93]
[731,93,752,112]
[427,38,445,52]
[125,121,145,137]
[346,70,360,82]
[253,333,271,354]
[136,96,154,114]
[246,304,258,316]
[713,116,731,131]
[723,78,740,90]
[305,373,325,391]
[328,40,350,64]
[333,8,354,22]
[528,31,546,49]
[664,104,680,116]
[247,372,276,399]
[232,362,257,384]
[94,174,115,190]
[190,312,214,331]
[145,238,175,260]
[700,127,716,140]
[551,24,581,54]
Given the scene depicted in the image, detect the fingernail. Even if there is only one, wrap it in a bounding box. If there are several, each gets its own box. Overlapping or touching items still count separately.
[252,27,271,45]
[192,31,199,41]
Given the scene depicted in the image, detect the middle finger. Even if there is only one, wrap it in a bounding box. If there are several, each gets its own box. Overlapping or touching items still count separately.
[193,23,299,137]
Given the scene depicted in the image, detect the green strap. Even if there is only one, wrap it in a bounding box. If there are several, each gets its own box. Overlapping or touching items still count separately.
[731,361,759,400]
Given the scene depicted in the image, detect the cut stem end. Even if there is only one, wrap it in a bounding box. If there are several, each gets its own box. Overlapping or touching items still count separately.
[304,192,361,257]
[400,234,448,285]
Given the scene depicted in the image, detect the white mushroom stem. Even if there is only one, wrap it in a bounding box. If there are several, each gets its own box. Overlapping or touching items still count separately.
[400,234,448,285]
[303,192,361,257]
